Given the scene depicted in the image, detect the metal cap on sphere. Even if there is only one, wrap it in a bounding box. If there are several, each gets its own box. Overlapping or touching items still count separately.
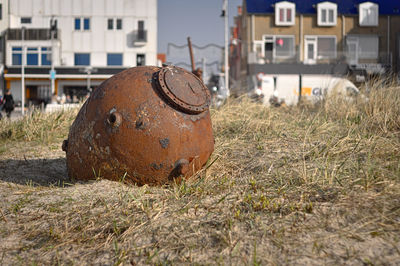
[157,66,210,114]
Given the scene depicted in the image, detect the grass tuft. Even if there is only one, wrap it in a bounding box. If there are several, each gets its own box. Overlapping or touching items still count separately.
[0,107,79,145]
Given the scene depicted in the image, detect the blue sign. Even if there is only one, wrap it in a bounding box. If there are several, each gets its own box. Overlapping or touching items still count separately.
[50,70,56,80]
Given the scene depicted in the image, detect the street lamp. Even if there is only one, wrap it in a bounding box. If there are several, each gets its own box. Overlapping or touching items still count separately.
[223,0,229,95]
[80,66,97,92]
[21,26,26,115]
[50,17,57,95]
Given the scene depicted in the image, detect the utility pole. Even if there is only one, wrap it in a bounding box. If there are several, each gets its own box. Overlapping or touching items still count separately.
[50,17,57,95]
[83,66,97,92]
[86,67,92,91]
[224,0,229,95]
[21,27,25,115]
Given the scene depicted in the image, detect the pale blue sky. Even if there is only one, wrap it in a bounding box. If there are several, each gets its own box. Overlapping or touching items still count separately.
[158,0,243,53]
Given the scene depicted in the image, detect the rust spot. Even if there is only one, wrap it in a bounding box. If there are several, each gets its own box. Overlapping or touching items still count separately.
[150,163,163,170]
[168,159,190,180]
[159,138,169,149]
[135,118,146,130]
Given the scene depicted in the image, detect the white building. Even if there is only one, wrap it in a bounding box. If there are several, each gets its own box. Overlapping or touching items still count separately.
[0,0,157,104]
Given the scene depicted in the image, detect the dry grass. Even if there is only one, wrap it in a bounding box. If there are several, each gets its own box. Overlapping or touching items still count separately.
[0,107,79,144]
[0,85,399,265]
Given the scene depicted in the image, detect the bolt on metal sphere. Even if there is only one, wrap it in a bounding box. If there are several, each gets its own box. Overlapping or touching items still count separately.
[63,65,214,185]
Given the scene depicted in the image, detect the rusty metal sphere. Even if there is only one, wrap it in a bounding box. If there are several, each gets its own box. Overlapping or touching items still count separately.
[63,65,214,185]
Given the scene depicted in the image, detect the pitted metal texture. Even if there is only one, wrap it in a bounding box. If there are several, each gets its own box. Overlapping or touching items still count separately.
[63,65,214,185]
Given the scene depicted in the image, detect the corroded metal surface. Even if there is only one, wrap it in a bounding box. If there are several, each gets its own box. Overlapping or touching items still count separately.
[63,65,214,185]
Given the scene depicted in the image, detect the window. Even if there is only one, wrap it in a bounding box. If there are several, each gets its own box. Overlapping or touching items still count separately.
[317,2,337,26]
[263,35,295,62]
[83,18,90,30]
[275,1,295,26]
[138,20,145,41]
[21,17,32,24]
[41,47,51,65]
[278,8,293,23]
[304,36,336,63]
[107,53,123,66]
[12,46,52,66]
[75,18,90,31]
[75,18,81,30]
[74,53,90,65]
[27,47,38,65]
[116,19,122,30]
[347,35,378,60]
[107,19,113,30]
[0,4,2,20]
[359,2,378,26]
[346,35,379,65]
[275,37,295,57]
[12,47,22,65]
[137,54,145,66]
[107,18,122,30]
[317,37,336,58]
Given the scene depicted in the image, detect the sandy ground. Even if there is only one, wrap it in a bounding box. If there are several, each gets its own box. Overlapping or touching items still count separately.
[1,141,399,265]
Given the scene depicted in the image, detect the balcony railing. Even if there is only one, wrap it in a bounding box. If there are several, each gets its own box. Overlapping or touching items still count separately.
[132,30,147,44]
[6,28,59,40]
[248,50,392,67]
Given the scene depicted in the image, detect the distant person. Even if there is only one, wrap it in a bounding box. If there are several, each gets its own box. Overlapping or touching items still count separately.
[60,93,67,104]
[51,93,58,104]
[2,90,15,118]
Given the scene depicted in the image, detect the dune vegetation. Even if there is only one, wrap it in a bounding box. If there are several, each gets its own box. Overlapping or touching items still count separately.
[0,82,399,264]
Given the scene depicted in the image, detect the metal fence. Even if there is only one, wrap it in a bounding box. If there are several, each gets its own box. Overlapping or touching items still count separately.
[248,50,392,66]
[132,30,147,43]
[6,29,59,40]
